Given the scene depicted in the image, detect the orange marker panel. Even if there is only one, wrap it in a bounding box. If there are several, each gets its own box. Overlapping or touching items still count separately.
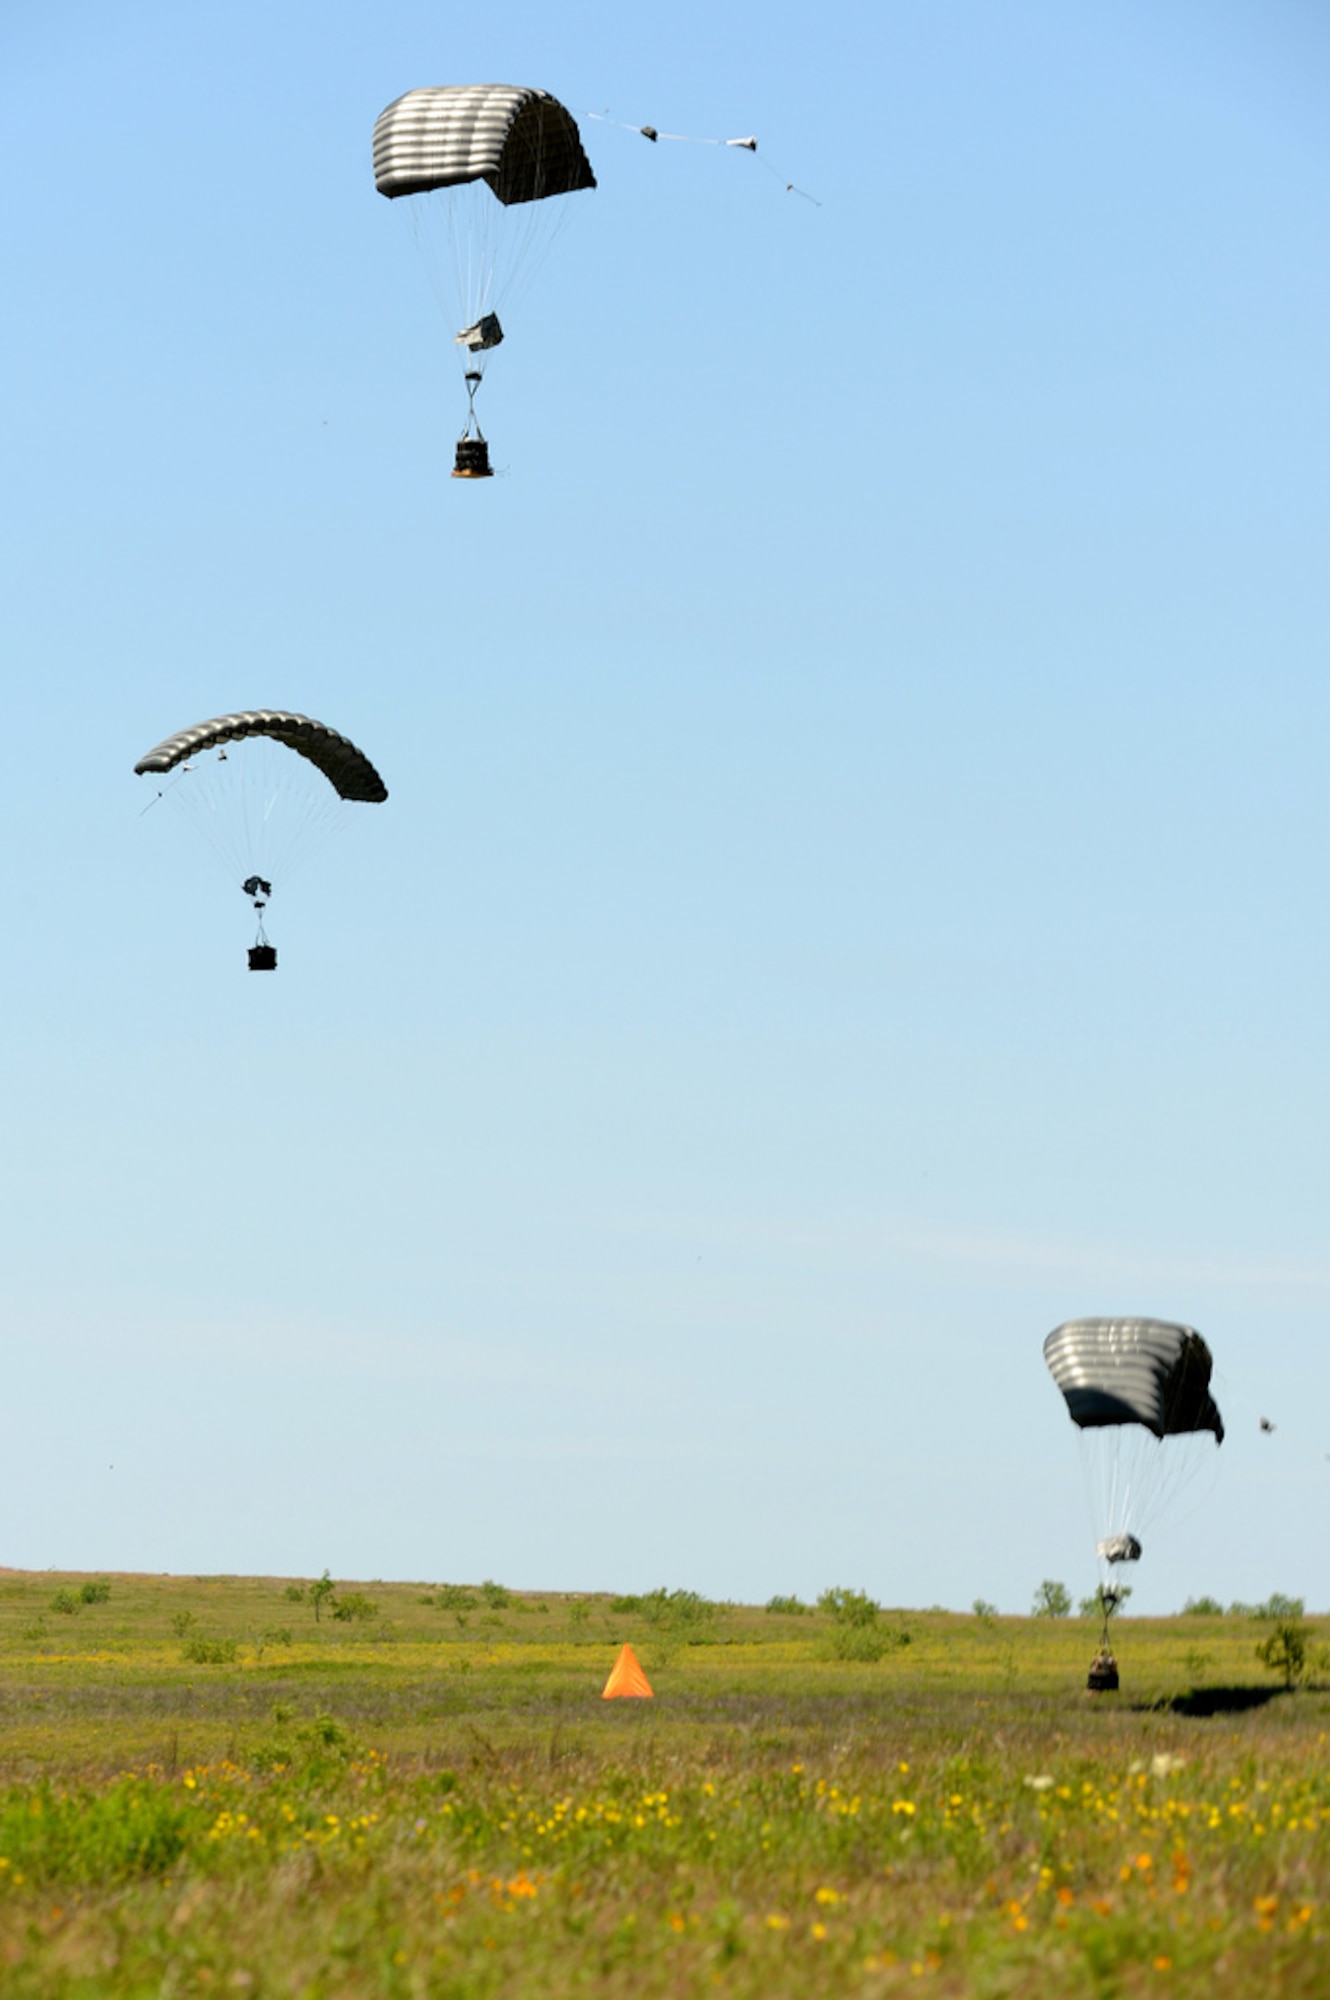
[601,1642,653,1698]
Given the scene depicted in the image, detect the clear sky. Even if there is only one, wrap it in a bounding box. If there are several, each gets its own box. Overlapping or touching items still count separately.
[3,0,1329,1613]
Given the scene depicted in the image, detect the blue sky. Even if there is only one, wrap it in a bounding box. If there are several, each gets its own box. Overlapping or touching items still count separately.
[3,1,1330,1612]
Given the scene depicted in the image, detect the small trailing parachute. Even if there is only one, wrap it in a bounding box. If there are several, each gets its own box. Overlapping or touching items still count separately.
[135,712,387,970]
[373,85,596,477]
[1044,1317,1223,1575]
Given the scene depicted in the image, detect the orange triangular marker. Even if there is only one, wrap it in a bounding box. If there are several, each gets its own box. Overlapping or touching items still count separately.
[602,1642,653,1699]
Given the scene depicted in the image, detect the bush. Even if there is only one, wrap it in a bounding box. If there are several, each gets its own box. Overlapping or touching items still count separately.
[479,1580,511,1609]
[250,1709,353,1776]
[49,1591,80,1617]
[1031,1580,1072,1618]
[78,1580,111,1605]
[330,1592,379,1623]
[1254,1593,1305,1622]
[766,1595,809,1616]
[1255,1619,1309,1689]
[432,1584,478,1612]
[830,1624,890,1662]
[170,1612,195,1638]
[181,1637,237,1665]
[258,1626,292,1648]
[972,1599,998,1621]
[282,1584,305,1603]
[818,1588,880,1627]
[638,1589,717,1630]
[1180,1596,1224,1616]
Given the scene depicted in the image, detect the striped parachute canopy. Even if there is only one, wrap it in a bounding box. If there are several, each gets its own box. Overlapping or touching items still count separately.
[1043,1318,1223,1576]
[372,86,595,409]
[372,86,596,206]
[135,712,387,803]
[1043,1319,1224,1442]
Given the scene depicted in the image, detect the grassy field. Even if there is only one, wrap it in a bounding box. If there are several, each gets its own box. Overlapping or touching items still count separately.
[0,1570,1326,1995]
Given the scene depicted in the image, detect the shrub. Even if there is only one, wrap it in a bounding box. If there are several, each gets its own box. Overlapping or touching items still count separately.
[1254,1593,1305,1622]
[610,1589,716,1631]
[258,1626,293,1648]
[250,1709,353,1776]
[78,1580,111,1605]
[50,1590,80,1616]
[181,1636,237,1665]
[330,1592,378,1623]
[831,1624,889,1662]
[170,1612,195,1638]
[1180,1596,1224,1616]
[479,1580,511,1609]
[432,1584,478,1612]
[1031,1580,1072,1618]
[972,1599,998,1621]
[818,1588,880,1627]
[638,1589,716,1629]
[300,1713,353,1762]
[766,1595,809,1616]
[283,1584,305,1603]
[1255,1618,1308,1689]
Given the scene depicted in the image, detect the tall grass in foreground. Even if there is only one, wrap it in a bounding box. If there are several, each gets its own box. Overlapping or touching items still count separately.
[0,1572,1326,1994]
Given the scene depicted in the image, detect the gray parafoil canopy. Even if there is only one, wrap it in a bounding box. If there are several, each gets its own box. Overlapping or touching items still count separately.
[1043,1319,1224,1443]
[373,86,595,391]
[136,712,386,940]
[1044,1318,1223,1574]
[134,712,387,803]
[372,86,596,205]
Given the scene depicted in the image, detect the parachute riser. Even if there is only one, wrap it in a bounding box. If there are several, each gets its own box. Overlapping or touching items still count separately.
[244,875,275,967]
[453,369,494,477]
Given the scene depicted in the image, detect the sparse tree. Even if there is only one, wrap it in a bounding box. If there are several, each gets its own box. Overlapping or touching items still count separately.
[1255,1619,1308,1690]
[309,1571,337,1623]
[1031,1580,1072,1619]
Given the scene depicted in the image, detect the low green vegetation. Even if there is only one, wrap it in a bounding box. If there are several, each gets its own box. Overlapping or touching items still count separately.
[0,1570,1326,1995]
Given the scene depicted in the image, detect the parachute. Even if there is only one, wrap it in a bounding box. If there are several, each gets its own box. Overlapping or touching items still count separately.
[1043,1317,1223,1576]
[135,712,387,969]
[373,85,596,475]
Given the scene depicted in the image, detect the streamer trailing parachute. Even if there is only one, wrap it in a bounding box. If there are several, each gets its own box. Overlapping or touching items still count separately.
[135,712,387,971]
[373,85,596,477]
[1044,1317,1223,1571]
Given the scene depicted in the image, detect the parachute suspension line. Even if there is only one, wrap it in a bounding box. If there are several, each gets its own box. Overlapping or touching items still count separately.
[402,156,579,349]
[156,738,355,914]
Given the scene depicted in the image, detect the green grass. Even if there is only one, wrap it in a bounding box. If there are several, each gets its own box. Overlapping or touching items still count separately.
[0,1569,1326,1993]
